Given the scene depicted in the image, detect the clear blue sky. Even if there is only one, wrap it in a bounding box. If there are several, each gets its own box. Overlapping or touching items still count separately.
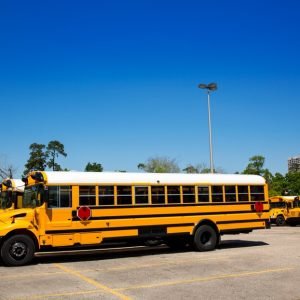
[1,0,300,177]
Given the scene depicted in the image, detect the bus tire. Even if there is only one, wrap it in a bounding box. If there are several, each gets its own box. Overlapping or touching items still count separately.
[1,234,35,266]
[193,225,218,251]
[276,215,285,226]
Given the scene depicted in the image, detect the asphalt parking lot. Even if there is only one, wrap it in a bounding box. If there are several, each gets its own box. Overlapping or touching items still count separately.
[0,226,299,300]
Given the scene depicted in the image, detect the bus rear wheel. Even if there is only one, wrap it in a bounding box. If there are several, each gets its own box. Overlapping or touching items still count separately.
[193,225,218,251]
[1,234,35,266]
[276,215,285,226]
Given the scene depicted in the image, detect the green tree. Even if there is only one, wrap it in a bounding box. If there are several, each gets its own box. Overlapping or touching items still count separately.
[183,163,208,173]
[182,165,199,173]
[285,171,300,195]
[262,168,273,185]
[85,162,103,172]
[138,156,180,173]
[268,172,285,196]
[23,143,47,175]
[46,140,67,171]
[183,163,224,174]
[243,155,266,175]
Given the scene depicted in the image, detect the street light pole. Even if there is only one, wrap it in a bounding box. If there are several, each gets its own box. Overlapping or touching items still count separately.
[207,91,214,173]
[198,82,217,173]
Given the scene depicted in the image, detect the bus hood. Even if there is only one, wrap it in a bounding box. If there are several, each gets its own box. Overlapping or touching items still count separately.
[0,208,34,225]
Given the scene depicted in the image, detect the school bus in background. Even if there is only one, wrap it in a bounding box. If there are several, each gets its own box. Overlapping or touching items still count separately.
[269,196,300,226]
[0,171,270,266]
[0,178,24,211]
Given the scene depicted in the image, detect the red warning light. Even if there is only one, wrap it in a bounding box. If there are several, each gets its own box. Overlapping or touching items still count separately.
[77,206,91,221]
[254,202,264,213]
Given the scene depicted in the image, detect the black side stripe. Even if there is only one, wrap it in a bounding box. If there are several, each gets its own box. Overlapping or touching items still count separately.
[45,223,195,235]
[217,219,269,225]
[45,219,268,235]
[72,210,269,221]
[220,226,265,233]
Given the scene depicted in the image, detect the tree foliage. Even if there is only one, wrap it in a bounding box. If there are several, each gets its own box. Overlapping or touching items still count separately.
[23,140,67,174]
[138,156,180,173]
[46,140,67,171]
[183,163,224,174]
[268,172,286,196]
[242,155,300,196]
[85,162,103,172]
[243,155,266,175]
[23,143,48,175]
[285,172,300,195]
[182,163,208,173]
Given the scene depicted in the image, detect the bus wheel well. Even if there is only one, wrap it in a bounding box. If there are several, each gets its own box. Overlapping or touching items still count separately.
[193,220,220,244]
[1,230,39,251]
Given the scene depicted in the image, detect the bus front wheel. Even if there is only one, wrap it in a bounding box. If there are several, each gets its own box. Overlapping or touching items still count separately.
[276,215,285,226]
[193,225,218,251]
[1,234,35,266]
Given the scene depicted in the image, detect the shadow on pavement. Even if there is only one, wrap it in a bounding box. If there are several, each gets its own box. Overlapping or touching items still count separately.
[219,239,268,249]
[32,239,269,265]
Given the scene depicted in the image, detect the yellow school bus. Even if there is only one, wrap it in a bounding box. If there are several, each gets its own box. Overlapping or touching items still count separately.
[269,196,300,226]
[0,178,24,211]
[0,171,270,266]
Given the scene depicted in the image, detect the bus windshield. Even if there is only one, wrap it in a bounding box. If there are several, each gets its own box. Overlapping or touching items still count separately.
[0,191,13,209]
[23,184,45,208]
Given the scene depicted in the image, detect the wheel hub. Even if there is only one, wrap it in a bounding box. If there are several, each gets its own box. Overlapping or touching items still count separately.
[11,242,27,258]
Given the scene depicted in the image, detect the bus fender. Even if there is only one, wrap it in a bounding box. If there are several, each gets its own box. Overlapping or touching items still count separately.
[0,229,40,251]
[192,219,220,236]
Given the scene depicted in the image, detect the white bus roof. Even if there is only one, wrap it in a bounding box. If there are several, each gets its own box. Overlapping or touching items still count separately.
[2,178,25,192]
[270,196,298,201]
[40,171,266,185]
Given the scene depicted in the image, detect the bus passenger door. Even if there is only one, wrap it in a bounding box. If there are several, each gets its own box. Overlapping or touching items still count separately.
[43,186,74,247]
[284,202,291,218]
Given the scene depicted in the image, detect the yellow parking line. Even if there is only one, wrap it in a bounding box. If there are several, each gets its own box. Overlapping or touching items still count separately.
[54,263,131,300]
[117,267,294,291]
[15,289,100,300]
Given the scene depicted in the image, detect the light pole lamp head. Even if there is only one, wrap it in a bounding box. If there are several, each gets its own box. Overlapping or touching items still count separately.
[207,82,217,91]
[198,82,217,92]
[198,83,207,89]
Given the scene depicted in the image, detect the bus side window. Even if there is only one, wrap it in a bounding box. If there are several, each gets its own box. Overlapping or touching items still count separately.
[117,186,132,205]
[48,186,72,208]
[250,185,265,201]
[79,186,96,206]
[225,185,236,202]
[99,186,114,205]
[135,186,149,205]
[151,186,165,204]
[167,186,180,204]
[198,186,209,202]
[211,186,223,202]
[238,185,249,201]
[182,186,196,203]
[60,186,72,207]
